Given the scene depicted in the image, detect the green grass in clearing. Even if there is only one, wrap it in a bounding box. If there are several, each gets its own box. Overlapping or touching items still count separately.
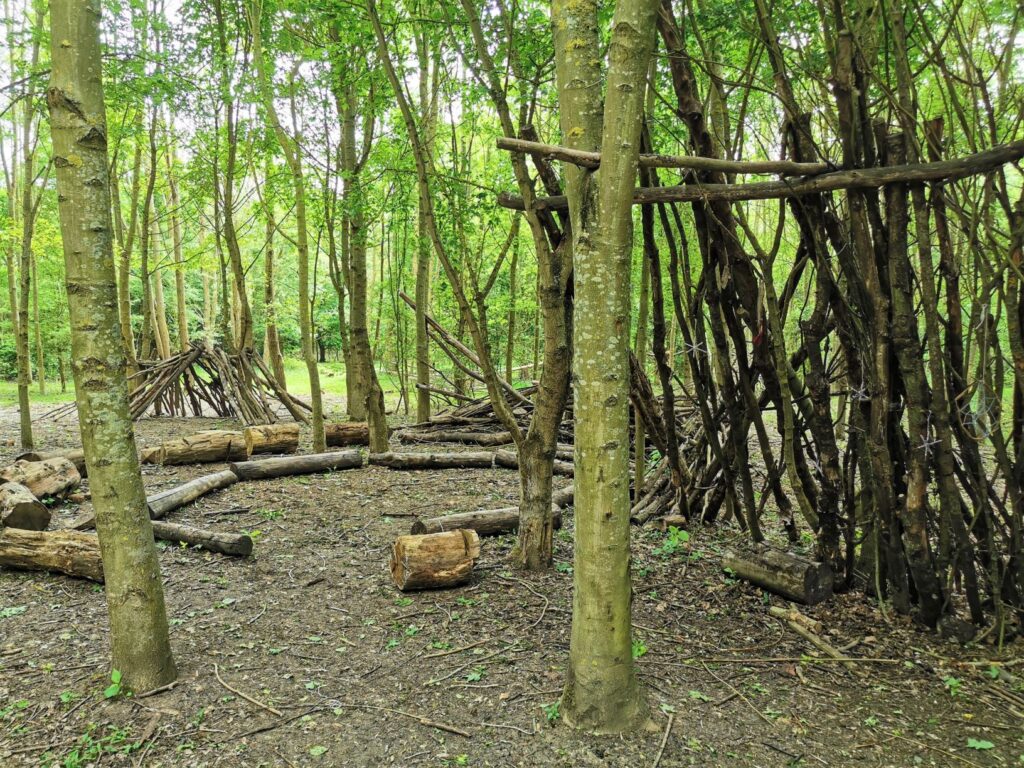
[0,378,75,407]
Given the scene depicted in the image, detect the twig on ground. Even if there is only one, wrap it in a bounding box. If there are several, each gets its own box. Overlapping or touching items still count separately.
[651,713,674,768]
[213,663,283,717]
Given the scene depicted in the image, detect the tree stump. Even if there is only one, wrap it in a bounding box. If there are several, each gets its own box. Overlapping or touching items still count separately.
[243,423,300,456]
[723,544,834,605]
[411,506,562,536]
[141,430,248,465]
[0,482,51,531]
[390,529,481,591]
[0,528,104,582]
[0,458,81,499]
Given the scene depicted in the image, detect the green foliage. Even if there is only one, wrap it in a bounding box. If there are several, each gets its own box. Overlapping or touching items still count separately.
[103,669,123,699]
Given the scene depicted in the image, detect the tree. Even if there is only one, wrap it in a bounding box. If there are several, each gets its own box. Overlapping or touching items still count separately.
[558,0,660,732]
[250,0,326,452]
[47,0,176,691]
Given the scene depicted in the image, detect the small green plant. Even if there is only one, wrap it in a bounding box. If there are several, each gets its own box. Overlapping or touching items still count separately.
[257,508,284,521]
[395,597,413,607]
[309,745,329,757]
[632,639,648,659]
[966,738,994,751]
[465,667,486,682]
[864,715,879,727]
[688,690,710,702]
[943,676,962,697]
[103,669,123,699]
[0,605,27,619]
[653,526,690,558]
[542,701,560,723]
[405,625,420,637]
[555,561,573,574]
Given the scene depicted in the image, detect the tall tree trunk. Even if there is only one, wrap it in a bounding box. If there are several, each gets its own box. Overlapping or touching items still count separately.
[32,252,44,393]
[15,1,43,449]
[262,193,287,388]
[413,28,437,423]
[251,0,325,451]
[47,0,176,690]
[138,109,158,361]
[165,140,189,351]
[558,0,657,733]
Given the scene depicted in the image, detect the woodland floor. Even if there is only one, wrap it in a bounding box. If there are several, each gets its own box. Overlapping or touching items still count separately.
[0,402,1022,767]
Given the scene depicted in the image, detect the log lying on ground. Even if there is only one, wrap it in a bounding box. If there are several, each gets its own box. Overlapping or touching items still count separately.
[493,449,574,477]
[369,452,496,470]
[0,458,81,499]
[0,482,51,531]
[150,520,252,556]
[148,470,240,519]
[411,505,562,536]
[16,448,87,477]
[723,544,834,605]
[390,529,481,591]
[398,430,515,447]
[243,423,300,456]
[0,528,104,581]
[141,430,247,465]
[552,484,574,508]
[325,421,394,447]
[229,450,363,481]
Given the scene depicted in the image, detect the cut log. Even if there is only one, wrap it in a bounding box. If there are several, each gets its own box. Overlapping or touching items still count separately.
[369,452,496,470]
[493,449,574,477]
[411,505,562,536]
[552,484,574,508]
[0,482,51,531]
[147,470,240,520]
[16,448,87,477]
[141,430,248,465]
[0,528,104,582]
[723,545,834,605]
[398,430,515,447]
[0,458,81,499]
[243,423,300,456]
[229,450,363,481]
[151,521,252,556]
[326,422,394,447]
[390,529,481,591]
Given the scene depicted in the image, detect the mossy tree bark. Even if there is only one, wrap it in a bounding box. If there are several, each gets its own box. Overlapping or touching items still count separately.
[557,0,658,734]
[46,0,176,691]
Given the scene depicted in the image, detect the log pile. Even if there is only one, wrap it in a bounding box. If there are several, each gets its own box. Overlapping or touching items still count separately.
[390,529,481,591]
[325,421,393,447]
[229,451,364,480]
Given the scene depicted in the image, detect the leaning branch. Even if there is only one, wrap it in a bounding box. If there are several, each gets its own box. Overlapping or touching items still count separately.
[497,140,1024,211]
[496,136,829,175]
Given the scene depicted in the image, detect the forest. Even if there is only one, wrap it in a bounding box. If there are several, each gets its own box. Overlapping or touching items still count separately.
[1,0,1023,764]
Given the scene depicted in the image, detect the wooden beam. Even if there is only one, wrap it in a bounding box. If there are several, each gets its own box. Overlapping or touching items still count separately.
[497,140,1024,211]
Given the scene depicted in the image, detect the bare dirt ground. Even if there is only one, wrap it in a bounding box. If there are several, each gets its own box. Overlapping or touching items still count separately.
[1,402,1022,767]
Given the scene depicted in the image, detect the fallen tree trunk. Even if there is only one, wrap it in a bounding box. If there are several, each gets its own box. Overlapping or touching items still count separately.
[150,521,253,556]
[398,430,515,447]
[0,458,81,499]
[141,430,248,465]
[148,470,240,519]
[369,452,496,470]
[0,528,104,581]
[390,529,481,591]
[243,423,300,456]
[723,545,834,605]
[552,484,574,508]
[325,422,394,447]
[16,448,87,477]
[229,451,363,481]
[0,482,51,531]
[493,449,574,477]
[411,505,562,536]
